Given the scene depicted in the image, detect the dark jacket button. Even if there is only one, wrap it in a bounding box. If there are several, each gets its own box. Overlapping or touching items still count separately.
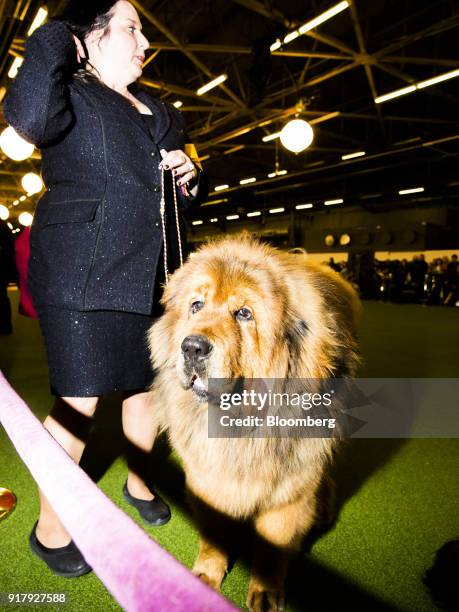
[153,186,160,193]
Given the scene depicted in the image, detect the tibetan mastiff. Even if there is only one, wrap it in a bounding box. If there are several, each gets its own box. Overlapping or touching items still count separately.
[148,235,360,611]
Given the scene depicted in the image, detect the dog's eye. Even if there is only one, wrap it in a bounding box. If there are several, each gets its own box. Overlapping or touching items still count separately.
[190,300,204,314]
[235,307,253,321]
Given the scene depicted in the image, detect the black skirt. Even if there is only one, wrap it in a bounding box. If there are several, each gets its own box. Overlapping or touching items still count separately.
[36,283,164,397]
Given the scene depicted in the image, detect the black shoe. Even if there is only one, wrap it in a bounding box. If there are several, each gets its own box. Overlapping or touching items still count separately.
[29,522,92,578]
[122,481,171,526]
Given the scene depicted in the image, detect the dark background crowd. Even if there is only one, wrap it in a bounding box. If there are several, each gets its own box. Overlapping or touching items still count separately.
[328,253,459,306]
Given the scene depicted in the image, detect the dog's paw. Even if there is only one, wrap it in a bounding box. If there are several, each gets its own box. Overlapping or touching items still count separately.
[246,586,285,612]
[193,569,223,591]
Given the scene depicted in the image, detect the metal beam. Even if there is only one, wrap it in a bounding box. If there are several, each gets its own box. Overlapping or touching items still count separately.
[205,134,459,198]
[131,0,246,109]
[196,106,299,147]
[232,0,357,56]
[139,77,236,107]
[348,0,386,141]
[146,41,351,60]
[383,55,459,68]
[231,0,293,27]
[304,30,357,57]
[188,61,359,140]
[375,15,459,58]
[341,112,459,126]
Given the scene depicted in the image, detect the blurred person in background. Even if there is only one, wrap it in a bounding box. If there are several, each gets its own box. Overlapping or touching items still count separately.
[0,219,17,334]
[14,227,38,319]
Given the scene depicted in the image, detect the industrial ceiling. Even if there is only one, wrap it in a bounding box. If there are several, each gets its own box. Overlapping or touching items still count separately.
[1,0,458,227]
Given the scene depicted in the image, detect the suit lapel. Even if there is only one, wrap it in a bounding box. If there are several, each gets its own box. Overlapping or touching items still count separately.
[136,91,172,143]
[84,81,172,145]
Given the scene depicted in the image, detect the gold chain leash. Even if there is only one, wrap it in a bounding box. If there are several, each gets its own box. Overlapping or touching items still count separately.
[159,166,183,285]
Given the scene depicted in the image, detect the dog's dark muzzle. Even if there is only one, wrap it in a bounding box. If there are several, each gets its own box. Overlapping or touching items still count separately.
[181,335,213,365]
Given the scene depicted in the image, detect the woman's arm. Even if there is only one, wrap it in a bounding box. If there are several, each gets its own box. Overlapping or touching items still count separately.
[3,21,77,147]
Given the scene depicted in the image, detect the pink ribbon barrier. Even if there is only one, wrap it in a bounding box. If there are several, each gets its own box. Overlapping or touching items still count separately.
[0,372,236,611]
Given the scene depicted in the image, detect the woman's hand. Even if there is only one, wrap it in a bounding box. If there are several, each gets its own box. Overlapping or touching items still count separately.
[72,35,86,64]
[159,149,197,190]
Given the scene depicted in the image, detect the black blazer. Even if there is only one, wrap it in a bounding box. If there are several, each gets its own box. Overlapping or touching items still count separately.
[3,20,207,315]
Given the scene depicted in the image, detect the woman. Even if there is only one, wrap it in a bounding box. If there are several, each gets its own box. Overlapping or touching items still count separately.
[3,0,207,577]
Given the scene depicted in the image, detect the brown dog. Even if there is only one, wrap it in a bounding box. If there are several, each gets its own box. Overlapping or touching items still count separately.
[148,235,360,611]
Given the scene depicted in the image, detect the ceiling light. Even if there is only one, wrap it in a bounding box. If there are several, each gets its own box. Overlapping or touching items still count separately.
[226,214,239,220]
[8,57,23,79]
[375,68,459,104]
[341,151,366,160]
[375,85,416,104]
[0,205,9,220]
[296,203,313,209]
[197,74,227,96]
[240,177,256,185]
[21,172,43,195]
[19,195,27,201]
[267,170,288,178]
[417,68,459,89]
[0,127,34,161]
[13,200,19,206]
[398,187,424,195]
[210,218,218,222]
[28,7,48,36]
[271,2,350,53]
[262,132,281,142]
[18,212,33,227]
[7,222,13,229]
[284,31,300,44]
[247,211,261,217]
[269,207,285,214]
[298,1,350,35]
[173,100,183,108]
[324,198,343,205]
[214,184,229,191]
[192,220,203,225]
[280,119,314,153]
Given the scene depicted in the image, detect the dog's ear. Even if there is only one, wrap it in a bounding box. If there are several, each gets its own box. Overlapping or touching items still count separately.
[284,315,309,367]
[285,305,360,379]
[284,312,317,378]
[283,257,361,379]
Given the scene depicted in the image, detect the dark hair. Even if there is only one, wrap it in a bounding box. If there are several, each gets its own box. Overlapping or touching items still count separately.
[55,0,119,82]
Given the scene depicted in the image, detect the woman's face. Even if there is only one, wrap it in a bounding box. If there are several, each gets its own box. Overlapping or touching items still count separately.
[86,1,149,89]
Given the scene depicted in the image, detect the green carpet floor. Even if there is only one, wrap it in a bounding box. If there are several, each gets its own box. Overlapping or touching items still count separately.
[1,289,458,611]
